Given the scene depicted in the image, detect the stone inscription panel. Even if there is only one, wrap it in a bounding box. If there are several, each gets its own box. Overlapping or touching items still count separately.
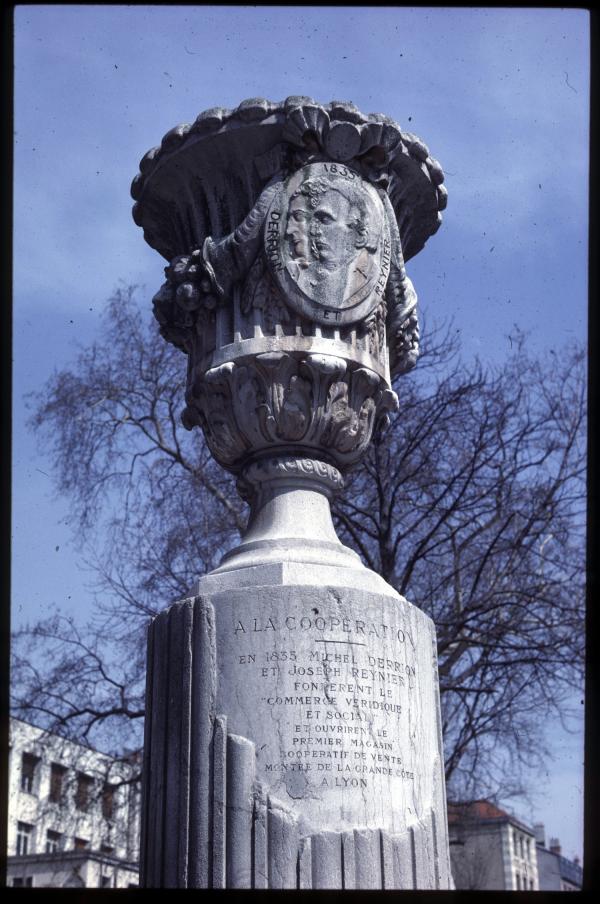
[213,586,438,833]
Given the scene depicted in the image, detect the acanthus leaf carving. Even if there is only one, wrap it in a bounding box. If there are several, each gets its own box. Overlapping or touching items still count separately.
[184,352,395,473]
[278,372,313,441]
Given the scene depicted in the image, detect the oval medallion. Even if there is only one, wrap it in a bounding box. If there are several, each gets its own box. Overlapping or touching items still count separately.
[265,162,391,326]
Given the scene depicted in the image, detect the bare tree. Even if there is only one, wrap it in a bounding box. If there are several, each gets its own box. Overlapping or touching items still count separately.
[11,287,586,802]
[334,328,586,798]
[12,285,245,754]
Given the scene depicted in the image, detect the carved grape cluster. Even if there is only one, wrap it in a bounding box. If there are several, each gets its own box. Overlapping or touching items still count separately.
[390,311,419,377]
[152,248,219,352]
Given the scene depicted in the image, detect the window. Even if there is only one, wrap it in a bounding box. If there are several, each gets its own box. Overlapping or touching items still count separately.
[74,837,89,850]
[20,753,39,793]
[75,772,94,811]
[101,876,112,888]
[49,763,67,803]
[46,829,62,853]
[102,783,116,819]
[520,835,525,859]
[101,843,114,855]
[515,873,521,890]
[16,822,34,856]
[12,877,33,887]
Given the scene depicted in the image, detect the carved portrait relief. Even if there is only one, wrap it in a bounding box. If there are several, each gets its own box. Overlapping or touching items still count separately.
[265,162,391,326]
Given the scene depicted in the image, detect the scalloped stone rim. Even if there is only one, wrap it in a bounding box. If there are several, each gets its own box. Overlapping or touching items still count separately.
[130,97,446,210]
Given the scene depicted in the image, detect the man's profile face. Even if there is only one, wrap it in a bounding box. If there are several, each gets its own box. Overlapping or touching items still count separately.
[285,187,362,269]
[308,192,359,268]
[285,195,312,262]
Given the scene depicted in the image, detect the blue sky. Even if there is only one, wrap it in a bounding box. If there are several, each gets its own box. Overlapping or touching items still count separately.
[12,5,588,861]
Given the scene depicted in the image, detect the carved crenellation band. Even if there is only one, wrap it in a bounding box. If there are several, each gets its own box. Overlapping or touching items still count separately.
[152,246,393,375]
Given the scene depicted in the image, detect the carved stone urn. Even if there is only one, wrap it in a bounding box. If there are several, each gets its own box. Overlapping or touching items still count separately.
[132,98,452,890]
[132,97,445,573]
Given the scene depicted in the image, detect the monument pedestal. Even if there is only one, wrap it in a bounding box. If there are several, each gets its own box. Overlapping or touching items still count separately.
[140,547,452,888]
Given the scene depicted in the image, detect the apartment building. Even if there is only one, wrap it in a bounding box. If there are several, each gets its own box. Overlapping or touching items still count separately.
[7,718,140,888]
[534,824,583,891]
[448,799,539,890]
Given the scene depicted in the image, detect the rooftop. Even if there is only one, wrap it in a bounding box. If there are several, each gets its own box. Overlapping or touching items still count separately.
[447,800,533,835]
[448,800,508,821]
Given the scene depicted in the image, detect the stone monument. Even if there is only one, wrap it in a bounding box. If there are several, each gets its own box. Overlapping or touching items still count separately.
[131,97,452,889]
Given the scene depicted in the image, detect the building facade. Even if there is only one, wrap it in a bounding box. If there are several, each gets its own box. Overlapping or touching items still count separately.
[7,718,140,888]
[448,800,539,890]
[534,824,583,891]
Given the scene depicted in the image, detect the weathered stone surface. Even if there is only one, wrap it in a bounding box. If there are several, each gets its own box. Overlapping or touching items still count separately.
[187,352,397,474]
[197,557,397,597]
[162,599,192,887]
[211,715,227,888]
[354,828,382,888]
[145,608,168,886]
[188,597,216,887]
[221,456,369,574]
[341,831,356,888]
[298,836,312,888]
[142,598,217,888]
[140,588,453,888]
[267,798,299,888]
[251,782,268,888]
[210,582,439,836]
[225,734,255,888]
[389,830,416,888]
[312,831,343,888]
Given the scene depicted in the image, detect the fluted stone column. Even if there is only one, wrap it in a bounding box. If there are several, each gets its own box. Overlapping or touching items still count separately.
[132,97,452,889]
